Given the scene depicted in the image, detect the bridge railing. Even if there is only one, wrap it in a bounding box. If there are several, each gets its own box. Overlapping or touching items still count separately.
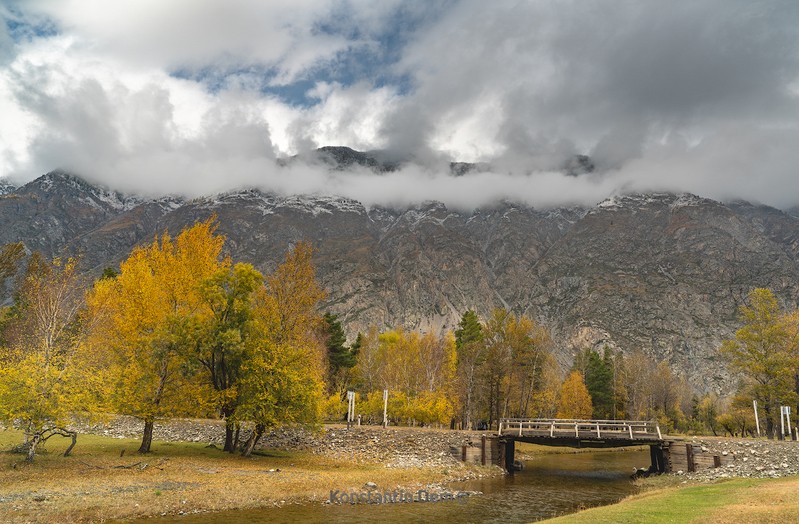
[498,418,662,440]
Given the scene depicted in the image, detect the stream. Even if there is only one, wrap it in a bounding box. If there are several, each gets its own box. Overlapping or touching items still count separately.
[157,449,648,523]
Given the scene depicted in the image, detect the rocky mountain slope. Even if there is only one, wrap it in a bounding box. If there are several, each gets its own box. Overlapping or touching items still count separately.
[2,161,799,393]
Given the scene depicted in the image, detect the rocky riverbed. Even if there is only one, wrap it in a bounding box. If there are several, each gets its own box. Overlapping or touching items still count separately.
[679,437,799,481]
[70,416,494,472]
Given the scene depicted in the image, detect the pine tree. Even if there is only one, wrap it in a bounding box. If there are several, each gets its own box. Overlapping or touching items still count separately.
[323,312,356,393]
[584,349,613,419]
[455,310,484,429]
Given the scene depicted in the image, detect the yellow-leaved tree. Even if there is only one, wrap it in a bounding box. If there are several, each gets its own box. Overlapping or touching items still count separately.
[0,255,99,460]
[721,288,799,438]
[556,371,593,419]
[236,241,327,456]
[87,219,223,453]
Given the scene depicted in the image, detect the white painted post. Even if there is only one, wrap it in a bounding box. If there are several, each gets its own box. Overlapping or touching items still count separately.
[753,400,761,437]
[596,422,601,438]
[780,406,785,438]
[550,421,554,437]
[785,406,791,438]
[346,391,354,429]
[574,422,579,438]
[498,421,503,434]
[628,423,633,439]
[519,422,523,437]
[382,389,388,428]
[656,424,662,440]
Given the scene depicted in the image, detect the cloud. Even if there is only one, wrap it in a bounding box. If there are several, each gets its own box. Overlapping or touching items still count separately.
[0,1,798,210]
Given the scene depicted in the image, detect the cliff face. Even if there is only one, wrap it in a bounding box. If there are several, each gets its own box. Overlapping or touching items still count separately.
[3,171,799,393]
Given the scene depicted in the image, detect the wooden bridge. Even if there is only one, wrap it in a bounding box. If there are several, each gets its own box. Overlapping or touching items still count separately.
[499,418,662,448]
[460,419,727,476]
[493,418,666,474]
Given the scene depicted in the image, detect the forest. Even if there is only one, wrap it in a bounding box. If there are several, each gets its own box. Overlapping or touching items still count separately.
[0,219,796,462]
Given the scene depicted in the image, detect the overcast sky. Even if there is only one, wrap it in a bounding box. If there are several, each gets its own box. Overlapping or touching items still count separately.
[1,1,798,209]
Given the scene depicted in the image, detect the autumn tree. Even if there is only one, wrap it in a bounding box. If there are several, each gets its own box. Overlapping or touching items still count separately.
[0,256,96,460]
[194,262,263,452]
[557,371,593,419]
[0,242,24,281]
[720,288,799,438]
[623,349,656,419]
[353,327,381,393]
[236,241,327,456]
[504,315,558,419]
[480,309,514,427]
[88,219,223,453]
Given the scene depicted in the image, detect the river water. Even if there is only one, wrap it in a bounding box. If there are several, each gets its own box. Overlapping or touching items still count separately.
[159,449,648,523]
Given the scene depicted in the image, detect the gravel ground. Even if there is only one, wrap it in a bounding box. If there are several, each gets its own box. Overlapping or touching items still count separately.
[678,436,799,481]
[69,416,494,471]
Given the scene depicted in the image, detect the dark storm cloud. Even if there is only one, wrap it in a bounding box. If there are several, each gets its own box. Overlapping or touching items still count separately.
[0,1,798,209]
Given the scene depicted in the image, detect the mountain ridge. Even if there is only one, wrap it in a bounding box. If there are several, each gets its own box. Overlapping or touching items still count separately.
[2,167,799,394]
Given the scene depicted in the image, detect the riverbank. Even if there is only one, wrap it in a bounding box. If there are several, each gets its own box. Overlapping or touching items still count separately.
[0,423,500,522]
[544,436,799,523]
[544,474,799,523]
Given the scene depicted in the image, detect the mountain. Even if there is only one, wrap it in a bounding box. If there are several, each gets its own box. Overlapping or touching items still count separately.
[0,179,15,196]
[3,167,799,393]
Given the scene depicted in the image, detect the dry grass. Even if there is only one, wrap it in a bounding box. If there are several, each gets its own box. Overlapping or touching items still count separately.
[0,429,489,523]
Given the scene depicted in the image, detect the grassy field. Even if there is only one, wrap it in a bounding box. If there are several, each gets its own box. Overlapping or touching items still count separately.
[0,429,490,522]
[544,475,799,524]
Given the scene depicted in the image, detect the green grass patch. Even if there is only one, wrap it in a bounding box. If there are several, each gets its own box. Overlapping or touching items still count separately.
[545,477,780,524]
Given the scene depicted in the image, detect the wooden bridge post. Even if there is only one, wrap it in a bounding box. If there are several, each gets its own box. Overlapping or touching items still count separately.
[649,444,666,474]
[504,439,516,474]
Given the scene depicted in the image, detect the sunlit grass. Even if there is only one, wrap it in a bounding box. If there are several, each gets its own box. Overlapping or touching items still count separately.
[544,476,799,524]
[0,428,487,523]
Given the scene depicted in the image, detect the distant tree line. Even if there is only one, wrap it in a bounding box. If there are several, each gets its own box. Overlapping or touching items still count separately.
[2,227,795,462]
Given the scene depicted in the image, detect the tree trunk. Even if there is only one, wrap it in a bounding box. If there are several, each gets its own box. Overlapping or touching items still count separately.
[26,433,41,462]
[223,419,236,452]
[63,430,77,457]
[139,419,154,453]
[233,424,241,452]
[241,424,265,457]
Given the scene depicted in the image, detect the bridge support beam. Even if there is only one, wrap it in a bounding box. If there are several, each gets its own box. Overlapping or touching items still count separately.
[650,444,666,474]
[503,439,515,474]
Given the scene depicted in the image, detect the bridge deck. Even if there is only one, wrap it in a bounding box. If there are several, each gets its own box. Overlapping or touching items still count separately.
[499,418,662,448]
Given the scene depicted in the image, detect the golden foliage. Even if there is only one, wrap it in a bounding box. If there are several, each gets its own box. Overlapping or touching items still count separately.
[556,371,593,419]
[86,219,225,428]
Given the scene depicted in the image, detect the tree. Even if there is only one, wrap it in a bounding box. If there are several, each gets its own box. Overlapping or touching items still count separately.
[264,241,326,345]
[455,310,484,429]
[0,256,95,460]
[507,314,554,419]
[87,219,223,453]
[194,262,263,452]
[557,371,593,419]
[323,312,357,393]
[694,394,720,436]
[236,242,327,456]
[353,327,381,392]
[481,309,514,428]
[720,288,799,438]
[623,349,656,419]
[0,242,24,281]
[576,348,614,419]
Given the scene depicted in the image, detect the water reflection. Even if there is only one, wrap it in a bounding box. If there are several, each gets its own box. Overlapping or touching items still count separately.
[154,449,647,523]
